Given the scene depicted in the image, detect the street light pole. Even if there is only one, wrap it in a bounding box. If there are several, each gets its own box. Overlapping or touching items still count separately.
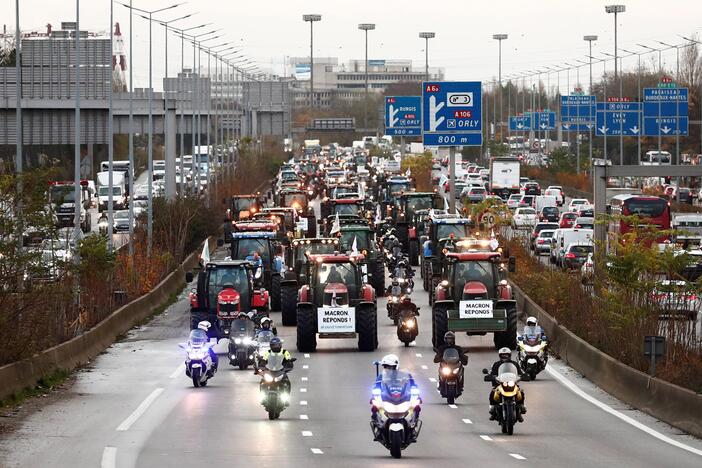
[358,23,375,131]
[108,0,114,251]
[419,32,435,82]
[493,34,508,143]
[584,35,598,169]
[606,4,626,164]
[303,14,321,110]
[74,0,81,249]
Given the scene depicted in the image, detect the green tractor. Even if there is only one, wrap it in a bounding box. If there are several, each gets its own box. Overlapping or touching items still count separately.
[392,192,443,265]
[337,222,385,295]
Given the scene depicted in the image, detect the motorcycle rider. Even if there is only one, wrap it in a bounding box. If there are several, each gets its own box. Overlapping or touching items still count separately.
[193,321,218,374]
[260,337,293,394]
[523,316,547,341]
[256,316,278,337]
[372,354,418,430]
[488,347,525,422]
[433,331,468,366]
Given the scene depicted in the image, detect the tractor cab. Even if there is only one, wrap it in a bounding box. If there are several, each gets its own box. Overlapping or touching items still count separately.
[278,188,309,215]
[228,194,262,221]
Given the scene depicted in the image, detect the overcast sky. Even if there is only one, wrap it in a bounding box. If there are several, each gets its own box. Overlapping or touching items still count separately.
[4,0,702,91]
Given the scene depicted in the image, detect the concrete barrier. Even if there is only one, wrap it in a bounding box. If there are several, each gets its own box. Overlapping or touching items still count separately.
[0,238,211,402]
[511,280,702,439]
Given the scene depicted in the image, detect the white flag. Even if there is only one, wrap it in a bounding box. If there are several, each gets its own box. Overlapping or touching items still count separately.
[200,240,210,265]
[443,196,449,211]
[375,205,382,224]
[405,168,411,177]
[330,212,341,235]
[351,236,359,255]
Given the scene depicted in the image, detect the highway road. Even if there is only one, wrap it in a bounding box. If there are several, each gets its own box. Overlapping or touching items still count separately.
[1,183,701,467]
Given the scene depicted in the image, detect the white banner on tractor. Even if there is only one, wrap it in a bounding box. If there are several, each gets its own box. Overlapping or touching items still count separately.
[459,300,493,319]
[317,307,356,333]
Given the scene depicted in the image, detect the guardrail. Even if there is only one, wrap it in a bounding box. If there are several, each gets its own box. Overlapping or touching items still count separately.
[511,280,702,438]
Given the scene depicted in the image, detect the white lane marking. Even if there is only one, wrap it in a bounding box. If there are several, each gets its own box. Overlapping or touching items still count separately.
[302,430,313,437]
[116,388,164,431]
[311,448,324,455]
[101,447,117,468]
[301,377,308,382]
[169,364,184,379]
[303,364,309,369]
[300,414,309,420]
[449,404,457,409]
[462,418,473,424]
[300,400,308,406]
[546,365,702,457]
[415,353,422,357]
[304,353,310,358]
[428,377,437,383]
[421,365,428,370]
[300,388,308,393]
[480,435,493,441]
[510,453,527,460]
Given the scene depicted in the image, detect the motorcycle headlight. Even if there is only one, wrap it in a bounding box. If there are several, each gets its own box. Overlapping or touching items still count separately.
[504,381,515,389]
[441,366,451,376]
[403,318,415,328]
[234,338,242,345]
[398,278,406,284]
[281,392,290,402]
[263,373,274,383]
[453,367,460,374]
[242,337,252,346]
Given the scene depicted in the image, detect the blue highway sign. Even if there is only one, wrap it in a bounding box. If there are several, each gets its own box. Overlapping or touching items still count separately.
[422,81,482,147]
[531,111,555,131]
[509,114,532,131]
[385,96,422,136]
[561,95,595,132]
[643,88,689,136]
[595,102,642,136]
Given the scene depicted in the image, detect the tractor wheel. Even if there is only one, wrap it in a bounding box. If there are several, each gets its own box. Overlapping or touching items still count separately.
[307,216,317,238]
[429,277,439,306]
[372,261,385,295]
[432,303,449,350]
[280,284,298,326]
[357,304,378,351]
[270,274,282,311]
[296,305,317,352]
[409,240,419,266]
[494,304,518,350]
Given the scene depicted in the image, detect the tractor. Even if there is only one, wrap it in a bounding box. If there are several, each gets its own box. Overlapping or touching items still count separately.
[431,251,517,351]
[392,192,443,265]
[280,237,341,325]
[296,253,378,352]
[337,223,385,295]
[186,260,269,340]
[419,214,475,292]
[229,231,285,311]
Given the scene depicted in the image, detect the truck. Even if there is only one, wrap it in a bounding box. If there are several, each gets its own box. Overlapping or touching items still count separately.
[303,139,321,158]
[49,180,92,233]
[490,157,521,199]
[96,171,127,211]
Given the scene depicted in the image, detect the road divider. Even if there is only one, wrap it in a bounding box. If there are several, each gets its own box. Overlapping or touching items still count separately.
[116,387,164,432]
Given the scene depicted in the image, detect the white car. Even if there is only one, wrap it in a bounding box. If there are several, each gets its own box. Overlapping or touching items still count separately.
[544,187,564,206]
[512,207,538,230]
[568,198,591,212]
[507,194,522,210]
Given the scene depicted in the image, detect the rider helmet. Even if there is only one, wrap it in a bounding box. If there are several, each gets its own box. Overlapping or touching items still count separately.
[380,354,400,370]
[526,316,538,327]
[197,321,211,332]
[443,331,456,347]
[270,336,283,353]
[260,317,272,330]
[498,347,511,361]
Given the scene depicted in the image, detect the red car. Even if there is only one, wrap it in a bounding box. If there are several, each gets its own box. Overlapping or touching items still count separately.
[559,212,578,228]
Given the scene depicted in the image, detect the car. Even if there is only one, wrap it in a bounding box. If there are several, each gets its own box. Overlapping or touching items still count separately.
[535,229,556,255]
[544,187,564,206]
[651,280,701,320]
[677,188,693,204]
[462,186,487,203]
[530,222,559,250]
[512,207,538,230]
[575,207,594,218]
[523,182,541,196]
[453,182,468,199]
[562,242,594,271]
[539,206,560,223]
[112,209,134,233]
[519,195,535,208]
[568,198,591,212]
[507,194,522,210]
[559,211,578,228]
[574,217,594,230]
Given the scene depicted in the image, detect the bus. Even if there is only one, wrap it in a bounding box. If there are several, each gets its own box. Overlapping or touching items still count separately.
[608,194,671,248]
[642,151,671,165]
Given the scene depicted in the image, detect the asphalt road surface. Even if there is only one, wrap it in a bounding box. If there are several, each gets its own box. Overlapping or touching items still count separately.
[1,185,701,467]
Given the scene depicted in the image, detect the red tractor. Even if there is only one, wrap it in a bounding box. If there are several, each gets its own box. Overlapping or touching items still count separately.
[186,260,269,340]
[296,253,378,352]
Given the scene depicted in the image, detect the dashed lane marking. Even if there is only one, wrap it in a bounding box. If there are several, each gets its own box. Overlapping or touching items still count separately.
[116,388,164,432]
[101,447,116,468]
[301,377,308,381]
[302,431,313,437]
[449,404,457,409]
[421,365,428,370]
[462,418,473,424]
[480,435,493,441]
[300,400,308,406]
[304,353,310,358]
[169,364,184,379]
[303,365,309,369]
[415,353,422,357]
[300,388,307,393]
[428,378,437,383]
[300,415,309,420]
[510,454,527,460]
[311,448,324,454]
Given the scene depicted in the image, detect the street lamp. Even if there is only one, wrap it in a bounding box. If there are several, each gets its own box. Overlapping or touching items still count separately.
[120,1,184,255]
[418,32,435,82]
[303,14,322,110]
[493,34,508,141]
[605,4,625,164]
[358,23,375,130]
